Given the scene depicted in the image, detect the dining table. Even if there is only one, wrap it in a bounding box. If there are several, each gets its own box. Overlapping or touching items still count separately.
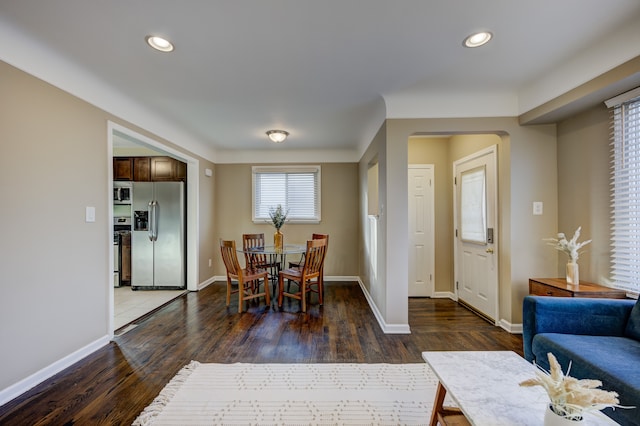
[238,244,306,297]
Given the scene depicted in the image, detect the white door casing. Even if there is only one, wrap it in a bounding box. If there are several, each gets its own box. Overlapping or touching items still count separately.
[453,146,498,322]
[408,165,435,297]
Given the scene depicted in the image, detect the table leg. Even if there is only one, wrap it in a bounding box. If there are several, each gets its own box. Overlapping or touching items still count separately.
[430,382,446,426]
[430,381,469,426]
[268,253,279,299]
[268,253,287,299]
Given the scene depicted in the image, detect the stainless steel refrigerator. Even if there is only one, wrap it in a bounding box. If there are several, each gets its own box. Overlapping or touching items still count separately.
[131,181,185,289]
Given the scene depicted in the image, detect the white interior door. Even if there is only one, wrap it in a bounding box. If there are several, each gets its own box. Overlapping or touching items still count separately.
[408,165,435,297]
[453,146,498,321]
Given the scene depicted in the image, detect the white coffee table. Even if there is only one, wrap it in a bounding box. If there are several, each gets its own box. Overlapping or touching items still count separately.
[422,351,618,425]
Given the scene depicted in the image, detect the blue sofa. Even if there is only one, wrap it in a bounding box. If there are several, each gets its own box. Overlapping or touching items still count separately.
[523,295,640,425]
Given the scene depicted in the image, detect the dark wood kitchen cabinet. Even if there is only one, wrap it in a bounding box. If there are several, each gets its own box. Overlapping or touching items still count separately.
[150,156,186,181]
[175,160,187,181]
[133,157,151,181]
[113,156,186,182]
[113,158,133,180]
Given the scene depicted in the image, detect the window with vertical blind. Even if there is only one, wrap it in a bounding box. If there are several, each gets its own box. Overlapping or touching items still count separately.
[252,166,321,223]
[609,89,640,292]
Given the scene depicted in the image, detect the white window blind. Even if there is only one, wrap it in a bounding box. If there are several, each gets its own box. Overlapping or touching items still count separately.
[610,93,640,292]
[252,166,321,223]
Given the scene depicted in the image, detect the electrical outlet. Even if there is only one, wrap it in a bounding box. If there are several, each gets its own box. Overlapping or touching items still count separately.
[208,258,212,267]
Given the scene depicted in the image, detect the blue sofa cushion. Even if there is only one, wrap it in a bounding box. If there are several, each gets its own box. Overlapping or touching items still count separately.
[532,333,640,425]
[522,296,634,362]
[625,298,640,341]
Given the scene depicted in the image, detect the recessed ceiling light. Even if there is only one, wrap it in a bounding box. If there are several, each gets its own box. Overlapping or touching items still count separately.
[145,35,174,52]
[463,31,493,48]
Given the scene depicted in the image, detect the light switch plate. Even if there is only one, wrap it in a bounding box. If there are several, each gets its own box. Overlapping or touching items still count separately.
[85,206,96,222]
[533,201,543,216]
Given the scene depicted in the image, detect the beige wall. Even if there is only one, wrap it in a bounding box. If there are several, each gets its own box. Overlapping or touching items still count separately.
[198,163,217,283]
[1,60,110,391]
[213,163,359,277]
[556,104,611,284]
[0,60,217,394]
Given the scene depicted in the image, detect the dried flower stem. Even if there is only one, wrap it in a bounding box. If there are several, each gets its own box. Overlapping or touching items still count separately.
[544,226,591,263]
[268,204,288,230]
[520,353,624,421]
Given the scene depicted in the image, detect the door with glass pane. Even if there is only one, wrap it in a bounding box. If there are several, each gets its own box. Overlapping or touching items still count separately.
[453,146,498,322]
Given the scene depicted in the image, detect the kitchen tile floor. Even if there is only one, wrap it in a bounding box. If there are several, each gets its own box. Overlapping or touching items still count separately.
[114,287,186,331]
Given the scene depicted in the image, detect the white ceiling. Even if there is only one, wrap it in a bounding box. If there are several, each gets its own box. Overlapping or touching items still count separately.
[1,1,640,161]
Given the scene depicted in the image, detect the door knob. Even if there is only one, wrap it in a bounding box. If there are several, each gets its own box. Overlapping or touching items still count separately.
[486,248,494,254]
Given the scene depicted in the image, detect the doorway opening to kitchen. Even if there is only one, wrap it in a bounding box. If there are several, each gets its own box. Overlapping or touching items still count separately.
[108,121,199,335]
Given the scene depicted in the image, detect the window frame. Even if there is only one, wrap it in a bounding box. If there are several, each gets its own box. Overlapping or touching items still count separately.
[251,165,321,224]
[609,91,640,293]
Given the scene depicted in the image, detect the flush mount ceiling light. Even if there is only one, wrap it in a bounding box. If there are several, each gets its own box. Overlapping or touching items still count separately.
[266,130,289,143]
[145,35,174,52]
[463,31,493,48]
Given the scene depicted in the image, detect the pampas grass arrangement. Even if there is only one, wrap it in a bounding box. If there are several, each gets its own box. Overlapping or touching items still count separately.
[544,227,591,263]
[520,353,623,421]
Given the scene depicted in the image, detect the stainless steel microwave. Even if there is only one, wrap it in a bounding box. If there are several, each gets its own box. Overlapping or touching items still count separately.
[113,182,132,204]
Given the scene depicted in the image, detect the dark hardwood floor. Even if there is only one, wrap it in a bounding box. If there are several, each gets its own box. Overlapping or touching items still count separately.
[0,281,523,425]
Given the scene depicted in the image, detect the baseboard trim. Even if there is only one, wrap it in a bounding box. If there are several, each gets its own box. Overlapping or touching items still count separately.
[324,276,360,282]
[198,276,217,290]
[0,335,110,406]
[432,291,456,299]
[357,278,411,334]
[499,319,523,334]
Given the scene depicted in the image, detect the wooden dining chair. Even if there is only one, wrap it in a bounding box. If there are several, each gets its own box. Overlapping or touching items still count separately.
[242,233,278,270]
[287,233,328,292]
[288,233,328,267]
[278,237,328,312]
[220,239,270,313]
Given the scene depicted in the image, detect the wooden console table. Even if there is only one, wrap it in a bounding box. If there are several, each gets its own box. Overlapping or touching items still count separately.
[529,277,627,299]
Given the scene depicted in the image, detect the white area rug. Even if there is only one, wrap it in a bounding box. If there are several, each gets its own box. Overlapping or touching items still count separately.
[133,361,452,425]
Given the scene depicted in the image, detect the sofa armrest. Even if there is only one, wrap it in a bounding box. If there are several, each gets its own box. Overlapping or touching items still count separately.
[522,295,635,362]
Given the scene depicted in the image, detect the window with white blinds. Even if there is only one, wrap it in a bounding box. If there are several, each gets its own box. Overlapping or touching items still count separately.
[252,166,321,223]
[610,93,640,292]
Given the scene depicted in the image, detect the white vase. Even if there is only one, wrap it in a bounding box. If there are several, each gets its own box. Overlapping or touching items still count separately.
[544,405,584,425]
[566,262,579,285]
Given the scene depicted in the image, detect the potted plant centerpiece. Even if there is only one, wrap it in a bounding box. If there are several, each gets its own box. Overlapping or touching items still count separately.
[520,353,623,425]
[269,204,288,251]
